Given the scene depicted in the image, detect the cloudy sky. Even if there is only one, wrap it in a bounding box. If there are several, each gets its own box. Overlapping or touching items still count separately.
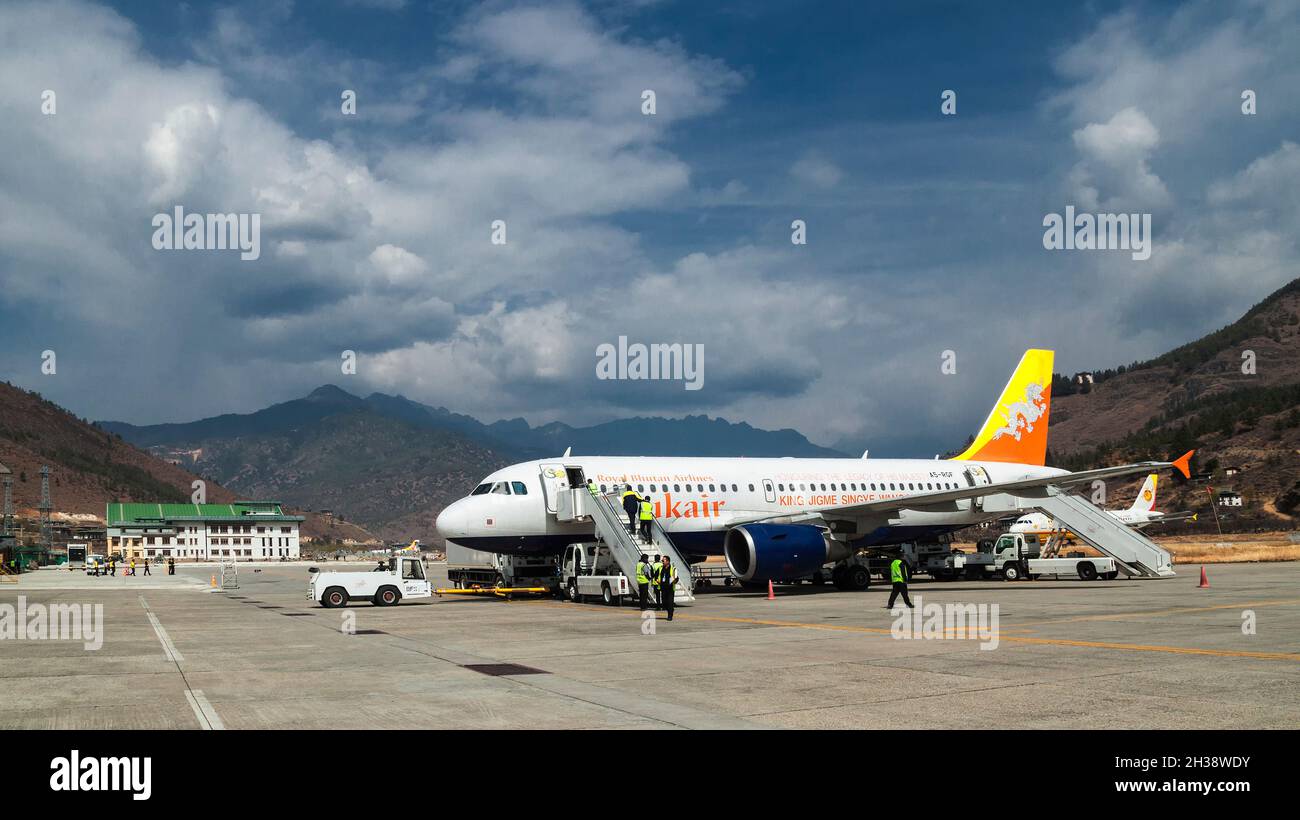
[1,0,1297,455]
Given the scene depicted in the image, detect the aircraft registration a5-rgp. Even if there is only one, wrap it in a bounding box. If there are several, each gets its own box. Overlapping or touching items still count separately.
[435,349,1193,583]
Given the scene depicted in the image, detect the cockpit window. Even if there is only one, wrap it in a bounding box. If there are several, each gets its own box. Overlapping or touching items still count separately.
[470,483,492,496]
[491,482,511,494]
[511,481,528,495]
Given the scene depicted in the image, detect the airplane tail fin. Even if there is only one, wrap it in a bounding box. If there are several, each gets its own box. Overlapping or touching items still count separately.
[953,349,1054,466]
[1129,474,1158,512]
[1172,450,1194,480]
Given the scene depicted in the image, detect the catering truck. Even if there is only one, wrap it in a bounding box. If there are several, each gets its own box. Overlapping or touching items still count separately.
[445,542,559,592]
[308,555,432,607]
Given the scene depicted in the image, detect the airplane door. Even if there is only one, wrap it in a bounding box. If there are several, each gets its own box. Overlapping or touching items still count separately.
[963,466,991,487]
[762,479,776,504]
[539,464,569,514]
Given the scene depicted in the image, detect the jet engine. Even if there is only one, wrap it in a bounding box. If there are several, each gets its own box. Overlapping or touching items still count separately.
[724,524,850,582]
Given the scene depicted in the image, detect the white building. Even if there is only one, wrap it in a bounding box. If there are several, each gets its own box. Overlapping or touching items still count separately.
[105,501,304,561]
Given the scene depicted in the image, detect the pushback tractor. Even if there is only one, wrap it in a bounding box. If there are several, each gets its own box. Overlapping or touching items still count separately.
[308,556,432,607]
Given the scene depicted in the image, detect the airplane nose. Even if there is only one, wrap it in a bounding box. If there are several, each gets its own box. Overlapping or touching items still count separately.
[435,501,468,540]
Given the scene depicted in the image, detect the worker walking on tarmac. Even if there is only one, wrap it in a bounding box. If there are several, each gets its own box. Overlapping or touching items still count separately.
[655,555,677,621]
[167,557,175,576]
[636,553,653,611]
[143,558,151,576]
[638,495,655,544]
[621,484,640,533]
[885,557,914,609]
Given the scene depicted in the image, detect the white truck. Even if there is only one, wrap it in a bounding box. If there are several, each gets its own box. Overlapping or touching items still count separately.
[308,555,432,607]
[870,534,1120,581]
[979,532,1119,581]
[560,541,634,605]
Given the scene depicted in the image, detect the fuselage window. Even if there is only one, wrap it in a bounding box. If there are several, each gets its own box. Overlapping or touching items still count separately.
[674,484,681,493]
[778,484,784,491]
[637,484,644,493]
[709,484,715,492]
[732,484,738,492]
[599,484,607,492]
[512,481,528,495]
[748,484,754,492]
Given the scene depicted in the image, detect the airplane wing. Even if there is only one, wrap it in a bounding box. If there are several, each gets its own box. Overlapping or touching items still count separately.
[1148,510,1198,524]
[728,457,1189,526]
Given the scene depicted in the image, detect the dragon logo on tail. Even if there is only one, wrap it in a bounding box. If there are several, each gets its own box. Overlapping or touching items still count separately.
[990,383,1048,443]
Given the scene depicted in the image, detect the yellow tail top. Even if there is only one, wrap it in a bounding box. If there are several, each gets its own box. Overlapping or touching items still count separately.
[953,349,1054,466]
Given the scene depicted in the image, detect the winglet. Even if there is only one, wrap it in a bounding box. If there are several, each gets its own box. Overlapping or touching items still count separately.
[1172,450,1194,479]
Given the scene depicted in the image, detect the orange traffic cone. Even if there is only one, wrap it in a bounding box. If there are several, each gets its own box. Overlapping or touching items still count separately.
[211,574,217,588]
[1197,566,1210,588]
[767,580,775,600]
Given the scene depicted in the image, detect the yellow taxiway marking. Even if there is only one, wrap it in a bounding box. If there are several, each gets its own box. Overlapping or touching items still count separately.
[520,599,1300,662]
[990,635,1300,662]
[1013,598,1300,627]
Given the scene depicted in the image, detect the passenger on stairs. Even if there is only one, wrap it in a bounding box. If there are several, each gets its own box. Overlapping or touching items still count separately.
[621,484,641,533]
[639,496,654,544]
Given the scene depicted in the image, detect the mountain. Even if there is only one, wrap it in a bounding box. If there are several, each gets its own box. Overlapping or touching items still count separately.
[98,388,844,543]
[1045,277,1300,531]
[103,386,842,460]
[0,380,238,514]
[0,382,384,546]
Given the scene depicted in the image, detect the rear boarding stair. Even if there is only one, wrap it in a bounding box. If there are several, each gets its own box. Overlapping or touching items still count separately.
[1033,489,1175,577]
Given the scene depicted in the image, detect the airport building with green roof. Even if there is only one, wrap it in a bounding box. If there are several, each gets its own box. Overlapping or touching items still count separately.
[105,501,304,561]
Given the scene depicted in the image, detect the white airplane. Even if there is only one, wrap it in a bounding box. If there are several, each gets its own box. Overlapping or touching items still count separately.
[435,349,1193,585]
[1009,474,1197,536]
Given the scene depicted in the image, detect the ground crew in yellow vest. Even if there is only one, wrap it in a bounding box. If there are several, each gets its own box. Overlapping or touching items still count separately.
[586,479,598,496]
[636,553,653,611]
[621,484,640,532]
[655,555,678,621]
[886,557,914,609]
[638,496,654,544]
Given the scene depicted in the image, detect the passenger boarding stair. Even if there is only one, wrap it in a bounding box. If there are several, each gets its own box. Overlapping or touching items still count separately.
[1033,489,1175,578]
[585,492,694,603]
